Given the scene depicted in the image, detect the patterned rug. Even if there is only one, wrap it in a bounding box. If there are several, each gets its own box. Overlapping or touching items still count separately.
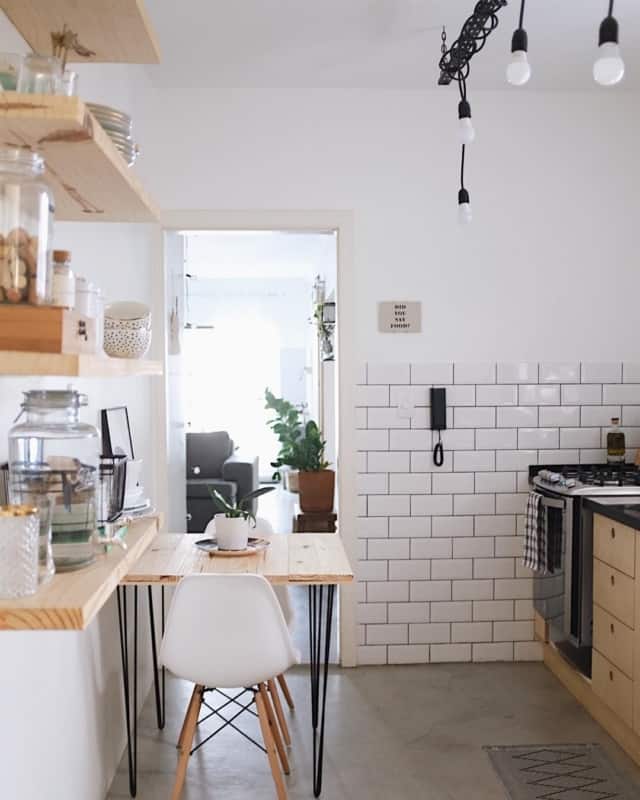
[486,744,639,800]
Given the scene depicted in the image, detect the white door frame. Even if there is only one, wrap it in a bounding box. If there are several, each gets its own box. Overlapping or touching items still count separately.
[156,210,357,668]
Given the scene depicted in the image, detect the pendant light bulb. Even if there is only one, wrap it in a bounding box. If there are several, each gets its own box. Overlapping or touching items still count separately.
[457,100,475,145]
[507,29,531,85]
[594,11,624,86]
[458,188,472,225]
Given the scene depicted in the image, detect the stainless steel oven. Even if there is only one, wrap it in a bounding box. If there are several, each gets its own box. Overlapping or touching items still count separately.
[530,474,599,676]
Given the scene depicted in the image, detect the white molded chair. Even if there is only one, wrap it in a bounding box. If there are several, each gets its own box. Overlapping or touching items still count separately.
[161,573,299,800]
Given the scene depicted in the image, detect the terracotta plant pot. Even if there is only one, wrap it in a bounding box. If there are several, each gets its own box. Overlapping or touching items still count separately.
[298,469,335,513]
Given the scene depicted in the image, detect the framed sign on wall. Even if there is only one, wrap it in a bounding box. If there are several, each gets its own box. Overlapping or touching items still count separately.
[378,301,422,333]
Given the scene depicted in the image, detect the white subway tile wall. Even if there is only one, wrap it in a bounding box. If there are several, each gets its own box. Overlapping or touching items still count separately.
[356,361,640,666]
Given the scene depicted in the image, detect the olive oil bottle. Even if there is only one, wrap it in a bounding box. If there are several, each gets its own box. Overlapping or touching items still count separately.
[607,417,626,463]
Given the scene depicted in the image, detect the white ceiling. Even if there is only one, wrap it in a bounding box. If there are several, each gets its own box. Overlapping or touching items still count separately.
[146,0,640,90]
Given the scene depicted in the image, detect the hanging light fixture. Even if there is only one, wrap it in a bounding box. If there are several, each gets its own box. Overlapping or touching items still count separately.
[594,0,624,86]
[457,145,472,225]
[507,0,531,85]
[458,98,475,144]
[438,1,507,223]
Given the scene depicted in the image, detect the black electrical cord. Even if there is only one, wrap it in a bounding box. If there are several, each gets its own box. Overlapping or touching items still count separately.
[609,0,614,17]
[519,0,526,29]
[460,144,466,190]
[433,431,444,467]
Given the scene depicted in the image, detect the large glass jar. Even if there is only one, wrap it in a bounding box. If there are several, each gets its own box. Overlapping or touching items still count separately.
[8,390,100,573]
[0,149,54,305]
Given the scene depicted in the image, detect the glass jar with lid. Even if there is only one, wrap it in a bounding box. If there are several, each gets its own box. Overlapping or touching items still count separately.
[51,249,75,308]
[0,149,54,305]
[8,390,100,573]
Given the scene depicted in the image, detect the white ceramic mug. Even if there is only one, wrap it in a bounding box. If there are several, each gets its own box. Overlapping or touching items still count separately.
[214,515,249,551]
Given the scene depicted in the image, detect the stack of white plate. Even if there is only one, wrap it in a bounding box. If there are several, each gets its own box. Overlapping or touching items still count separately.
[87,102,140,167]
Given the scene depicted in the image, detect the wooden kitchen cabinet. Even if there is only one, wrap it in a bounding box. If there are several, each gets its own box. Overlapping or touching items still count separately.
[592,514,639,733]
[593,558,635,629]
[541,512,640,765]
[594,515,636,577]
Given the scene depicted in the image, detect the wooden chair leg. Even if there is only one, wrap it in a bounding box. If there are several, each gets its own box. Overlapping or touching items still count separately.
[267,678,291,746]
[177,684,200,751]
[256,685,288,800]
[171,685,203,800]
[259,683,290,775]
[277,673,295,710]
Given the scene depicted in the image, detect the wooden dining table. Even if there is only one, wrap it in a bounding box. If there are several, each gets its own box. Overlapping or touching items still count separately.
[118,532,354,798]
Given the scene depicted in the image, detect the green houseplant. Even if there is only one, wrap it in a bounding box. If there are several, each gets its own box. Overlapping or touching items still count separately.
[265,388,305,491]
[266,391,335,513]
[207,486,274,550]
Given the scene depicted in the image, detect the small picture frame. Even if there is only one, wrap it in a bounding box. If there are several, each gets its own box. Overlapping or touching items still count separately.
[101,406,135,460]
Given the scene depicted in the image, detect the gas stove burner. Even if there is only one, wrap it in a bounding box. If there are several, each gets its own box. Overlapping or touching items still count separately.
[532,463,640,496]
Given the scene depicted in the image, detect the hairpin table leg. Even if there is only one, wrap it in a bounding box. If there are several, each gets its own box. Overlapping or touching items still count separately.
[117,585,138,797]
[308,583,335,798]
[148,585,166,729]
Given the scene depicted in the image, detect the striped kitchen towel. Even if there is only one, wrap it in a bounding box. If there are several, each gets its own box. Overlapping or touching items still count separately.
[522,491,547,574]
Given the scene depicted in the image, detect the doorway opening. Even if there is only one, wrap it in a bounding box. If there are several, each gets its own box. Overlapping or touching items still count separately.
[173,228,339,659]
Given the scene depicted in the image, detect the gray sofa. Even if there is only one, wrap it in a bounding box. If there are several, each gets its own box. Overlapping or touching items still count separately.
[186,431,259,533]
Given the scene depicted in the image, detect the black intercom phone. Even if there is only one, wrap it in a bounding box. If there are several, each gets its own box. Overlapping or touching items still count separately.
[430,387,447,467]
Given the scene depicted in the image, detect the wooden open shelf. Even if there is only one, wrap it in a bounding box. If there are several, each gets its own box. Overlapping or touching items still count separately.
[0,350,163,377]
[0,517,160,631]
[0,93,158,222]
[2,0,160,64]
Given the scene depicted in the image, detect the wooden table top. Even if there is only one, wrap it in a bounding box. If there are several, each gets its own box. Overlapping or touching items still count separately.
[123,532,354,586]
[0,517,160,631]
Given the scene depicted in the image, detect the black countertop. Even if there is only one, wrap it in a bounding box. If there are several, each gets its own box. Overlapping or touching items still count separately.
[584,497,640,530]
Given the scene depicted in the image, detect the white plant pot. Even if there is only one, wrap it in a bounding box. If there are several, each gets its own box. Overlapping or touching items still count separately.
[214,514,249,551]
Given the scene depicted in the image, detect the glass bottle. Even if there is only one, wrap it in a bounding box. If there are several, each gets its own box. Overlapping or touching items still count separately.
[607,417,626,463]
[51,249,75,308]
[8,390,100,573]
[0,149,54,305]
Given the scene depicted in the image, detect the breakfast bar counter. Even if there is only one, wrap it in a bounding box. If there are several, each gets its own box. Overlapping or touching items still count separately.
[0,516,160,630]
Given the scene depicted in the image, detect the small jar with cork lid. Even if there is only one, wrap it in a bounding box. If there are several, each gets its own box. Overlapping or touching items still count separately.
[51,249,75,309]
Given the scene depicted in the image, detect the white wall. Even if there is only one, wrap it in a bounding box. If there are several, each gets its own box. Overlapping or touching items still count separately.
[133,88,639,362]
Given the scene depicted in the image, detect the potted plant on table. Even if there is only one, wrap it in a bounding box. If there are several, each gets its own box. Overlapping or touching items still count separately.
[272,418,334,513]
[207,486,274,550]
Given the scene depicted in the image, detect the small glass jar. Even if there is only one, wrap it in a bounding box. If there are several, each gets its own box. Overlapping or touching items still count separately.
[17,54,62,94]
[607,417,626,463]
[51,249,75,308]
[9,390,100,573]
[0,53,22,90]
[75,276,98,317]
[0,505,40,598]
[0,149,54,305]
[55,70,78,97]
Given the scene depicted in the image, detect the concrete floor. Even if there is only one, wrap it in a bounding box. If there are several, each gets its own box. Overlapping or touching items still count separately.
[107,663,640,799]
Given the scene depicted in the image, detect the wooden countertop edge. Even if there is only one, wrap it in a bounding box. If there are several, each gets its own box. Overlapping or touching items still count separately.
[0,516,159,631]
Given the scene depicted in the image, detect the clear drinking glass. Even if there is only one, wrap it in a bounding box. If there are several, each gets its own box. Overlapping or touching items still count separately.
[0,505,40,598]
[55,70,78,97]
[17,54,62,94]
[0,53,22,90]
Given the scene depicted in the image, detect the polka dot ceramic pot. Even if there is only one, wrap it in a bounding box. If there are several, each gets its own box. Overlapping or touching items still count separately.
[104,326,151,359]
